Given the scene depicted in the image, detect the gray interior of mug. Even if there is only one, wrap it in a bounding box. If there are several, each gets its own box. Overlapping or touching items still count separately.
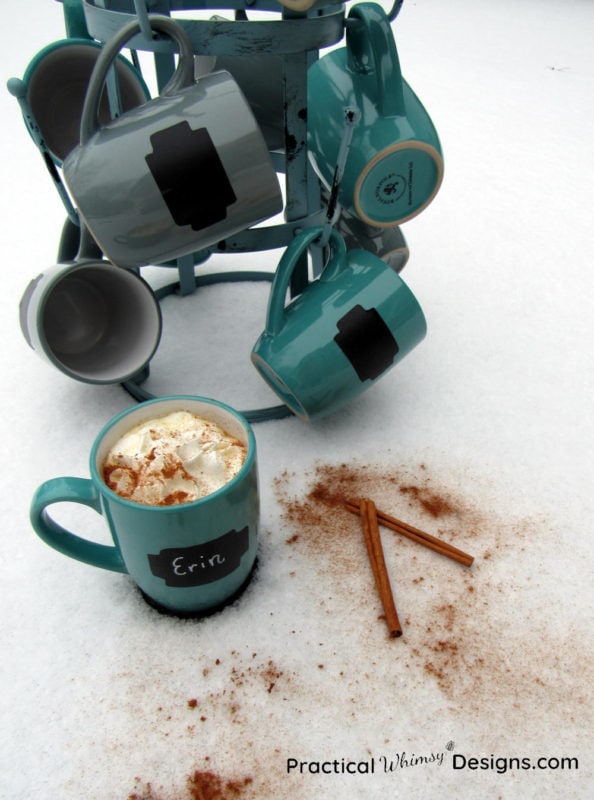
[41,263,161,383]
[27,42,147,163]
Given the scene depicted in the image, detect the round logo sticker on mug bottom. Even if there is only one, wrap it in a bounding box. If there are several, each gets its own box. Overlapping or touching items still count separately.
[355,142,444,227]
[375,173,408,206]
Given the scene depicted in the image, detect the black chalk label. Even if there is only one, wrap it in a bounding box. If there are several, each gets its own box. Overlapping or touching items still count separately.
[145,121,236,231]
[334,304,399,382]
[148,527,249,587]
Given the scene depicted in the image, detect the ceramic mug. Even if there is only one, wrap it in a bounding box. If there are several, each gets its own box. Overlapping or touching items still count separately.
[29,396,259,616]
[19,38,148,164]
[64,15,283,269]
[251,226,426,420]
[307,2,443,227]
[195,50,285,152]
[19,228,162,384]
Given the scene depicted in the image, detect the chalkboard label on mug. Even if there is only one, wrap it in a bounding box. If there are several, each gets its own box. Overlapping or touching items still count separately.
[145,121,236,231]
[148,527,249,587]
[334,304,399,382]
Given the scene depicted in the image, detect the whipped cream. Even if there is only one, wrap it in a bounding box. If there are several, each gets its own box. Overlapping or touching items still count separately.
[102,410,247,506]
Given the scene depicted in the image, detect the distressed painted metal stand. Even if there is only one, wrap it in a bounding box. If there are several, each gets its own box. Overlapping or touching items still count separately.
[74,0,353,420]
[36,1,404,421]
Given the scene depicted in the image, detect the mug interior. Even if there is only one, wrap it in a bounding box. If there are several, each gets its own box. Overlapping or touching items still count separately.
[93,397,254,497]
[26,41,147,163]
[41,262,161,383]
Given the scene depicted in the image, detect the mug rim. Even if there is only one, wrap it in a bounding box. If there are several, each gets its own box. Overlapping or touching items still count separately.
[33,260,162,385]
[23,37,150,165]
[250,352,310,421]
[23,37,150,91]
[251,252,427,420]
[90,395,257,512]
[354,140,444,228]
[23,38,104,83]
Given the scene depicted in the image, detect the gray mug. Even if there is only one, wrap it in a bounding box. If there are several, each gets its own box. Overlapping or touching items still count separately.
[64,16,283,269]
[195,50,284,152]
[20,227,162,384]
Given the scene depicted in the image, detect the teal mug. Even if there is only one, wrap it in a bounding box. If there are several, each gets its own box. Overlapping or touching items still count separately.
[18,38,148,165]
[251,226,426,421]
[29,397,259,616]
[307,2,443,228]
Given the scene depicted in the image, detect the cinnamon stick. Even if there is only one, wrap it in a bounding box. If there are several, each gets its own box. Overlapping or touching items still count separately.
[359,498,402,638]
[346,499,474,567]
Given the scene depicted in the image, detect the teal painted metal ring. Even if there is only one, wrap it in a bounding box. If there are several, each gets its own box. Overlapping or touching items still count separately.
[82,0,345,55]
[121,270,293,422]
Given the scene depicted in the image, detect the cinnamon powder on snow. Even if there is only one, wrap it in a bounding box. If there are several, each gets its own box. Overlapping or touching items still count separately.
[129,771,253,800]
[125,460,590,799]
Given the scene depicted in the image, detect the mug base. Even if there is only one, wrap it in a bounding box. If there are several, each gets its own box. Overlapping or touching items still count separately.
[354,141,444,227]
[138,558,259,620]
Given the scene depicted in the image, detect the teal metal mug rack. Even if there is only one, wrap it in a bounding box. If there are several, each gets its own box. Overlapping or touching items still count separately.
[79,1,347,420]
[15,1,406,422]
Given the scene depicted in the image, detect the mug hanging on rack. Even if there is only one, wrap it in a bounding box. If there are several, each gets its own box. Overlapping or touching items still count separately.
[7,39,149,225]
[63,15,283,269]
[15,38,149,165]
[307,2,443,228]
[251,226,426,421]
[19,225,162,385]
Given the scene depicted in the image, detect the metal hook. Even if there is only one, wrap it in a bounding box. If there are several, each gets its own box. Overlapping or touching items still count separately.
[345,0,404,27]
[318,106,361,248]
[133,0,156,42]
[388,1,405,22]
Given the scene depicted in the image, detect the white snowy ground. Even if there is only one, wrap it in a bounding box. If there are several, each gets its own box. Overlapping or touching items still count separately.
[1,1,592,798]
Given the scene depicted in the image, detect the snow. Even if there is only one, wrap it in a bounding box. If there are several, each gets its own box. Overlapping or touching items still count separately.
[1,1,592,798]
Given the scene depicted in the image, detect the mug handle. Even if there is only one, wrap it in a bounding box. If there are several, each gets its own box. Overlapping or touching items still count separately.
[265,226,347,336]
[79,15,195,145]
[346,2,405,117]
[30,477,127,573]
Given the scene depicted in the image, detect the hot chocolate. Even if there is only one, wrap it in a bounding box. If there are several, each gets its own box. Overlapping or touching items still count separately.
[102,410,246,506]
